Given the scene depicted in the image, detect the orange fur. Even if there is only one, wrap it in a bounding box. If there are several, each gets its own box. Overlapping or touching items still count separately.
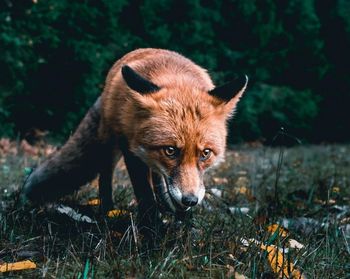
[23,48,247,220]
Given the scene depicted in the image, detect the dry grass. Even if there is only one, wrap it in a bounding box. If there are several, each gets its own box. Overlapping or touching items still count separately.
[0,143,349,278]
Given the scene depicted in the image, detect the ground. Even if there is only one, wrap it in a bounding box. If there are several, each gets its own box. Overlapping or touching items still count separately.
[0,140,349,278]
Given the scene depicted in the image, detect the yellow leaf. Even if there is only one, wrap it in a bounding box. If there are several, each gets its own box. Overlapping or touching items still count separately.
[267,224,289,238]
[235,176,250,189]
[0,260,36,272]
[332,186,340,193]
[86,198,100,206]
[261,244,303,279]
[107,209,128,218]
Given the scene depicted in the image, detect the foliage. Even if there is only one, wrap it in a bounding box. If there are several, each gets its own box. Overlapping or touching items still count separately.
[0,0,349,142]
[232,84,320,142]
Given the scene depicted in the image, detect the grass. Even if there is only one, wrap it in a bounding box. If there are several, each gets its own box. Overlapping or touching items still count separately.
[0,142,349,278]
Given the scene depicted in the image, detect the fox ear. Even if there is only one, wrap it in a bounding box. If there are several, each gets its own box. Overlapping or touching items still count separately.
[209,75,248,103]
[121,65,160,94]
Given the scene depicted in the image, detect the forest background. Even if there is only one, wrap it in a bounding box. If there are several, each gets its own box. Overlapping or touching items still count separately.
[1,0,349,144]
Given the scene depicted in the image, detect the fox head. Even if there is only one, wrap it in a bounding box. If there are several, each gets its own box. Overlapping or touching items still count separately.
[121,65,248,213]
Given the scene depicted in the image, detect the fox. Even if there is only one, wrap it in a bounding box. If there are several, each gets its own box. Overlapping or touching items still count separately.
[22,48,248,227]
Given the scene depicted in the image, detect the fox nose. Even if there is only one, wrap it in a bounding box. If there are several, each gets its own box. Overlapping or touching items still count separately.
[181,194,198,207]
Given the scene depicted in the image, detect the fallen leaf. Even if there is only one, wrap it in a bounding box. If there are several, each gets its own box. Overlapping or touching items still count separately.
[314,198,336,205]
[212,177,228,184]
[328,199,336,205]
[235,177,249,189]
[235,185,252,197]
[86,198,100,206]
[240,238,304,278]
[267,224,289,238]
[210,187,223,198]
[240,238,261,247]
[340,217,350,225]
[234,179,255,201]
[261,244,303,278]
[107,209,128,218]
[332,186,340,193]
[229,207,250,215]
[288,239,304,249]
[234,271,248,279]
[0,260,36,272]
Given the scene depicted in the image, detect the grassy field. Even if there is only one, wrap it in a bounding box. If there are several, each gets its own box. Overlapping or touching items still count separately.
[0,141,349,278]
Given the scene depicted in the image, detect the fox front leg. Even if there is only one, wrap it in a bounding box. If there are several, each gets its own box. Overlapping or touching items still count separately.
[98,147,121,213]
[99,168,114,213]
[119,142,162,235]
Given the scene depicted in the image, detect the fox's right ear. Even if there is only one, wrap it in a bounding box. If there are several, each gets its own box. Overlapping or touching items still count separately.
[121,65,160,94]
[209,75,248,117]
[209,75,248,103]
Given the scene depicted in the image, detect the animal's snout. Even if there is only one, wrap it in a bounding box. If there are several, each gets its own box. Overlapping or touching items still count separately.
[181,194,198,207]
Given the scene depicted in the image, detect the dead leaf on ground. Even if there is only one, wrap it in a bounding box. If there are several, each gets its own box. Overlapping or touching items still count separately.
[229,207,250,215]
[267,224,289,238]
[0,260,36,272]
[107,209,128,218]
[86,198,100,206]
[234,184,255,202]
[288,239,305,249]
[212,177,228,184]
[235,176,250,189]
[210,187,223,198]
[234,271,248,279]
[340,217,350,225]
[314,198,336,205]
[241,232,305,279]
[261,244,304,279]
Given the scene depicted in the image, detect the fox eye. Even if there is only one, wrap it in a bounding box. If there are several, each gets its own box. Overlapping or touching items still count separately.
[163,146,179,159]
[200,148,212,161]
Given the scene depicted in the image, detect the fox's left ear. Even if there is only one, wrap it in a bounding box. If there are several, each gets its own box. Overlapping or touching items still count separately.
[121,65,160,94]
[209,75,248,114]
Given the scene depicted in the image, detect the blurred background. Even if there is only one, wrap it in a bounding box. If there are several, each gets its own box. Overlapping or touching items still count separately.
[0,0,349,144]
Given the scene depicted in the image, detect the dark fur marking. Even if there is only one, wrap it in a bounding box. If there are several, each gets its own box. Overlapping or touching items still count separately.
[209,75,248,102]
[121,65,160,94]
